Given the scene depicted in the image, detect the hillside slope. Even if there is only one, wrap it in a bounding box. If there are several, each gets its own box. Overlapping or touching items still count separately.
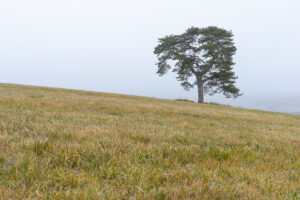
[0,83,299,199]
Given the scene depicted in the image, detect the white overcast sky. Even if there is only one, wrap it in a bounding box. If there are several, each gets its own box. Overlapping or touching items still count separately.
[1,0,300,112]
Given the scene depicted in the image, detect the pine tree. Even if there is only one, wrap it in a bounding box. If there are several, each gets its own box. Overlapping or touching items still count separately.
[154,26,242,103]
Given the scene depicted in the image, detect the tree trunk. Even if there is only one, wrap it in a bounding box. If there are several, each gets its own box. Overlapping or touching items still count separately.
[196,76,204,103]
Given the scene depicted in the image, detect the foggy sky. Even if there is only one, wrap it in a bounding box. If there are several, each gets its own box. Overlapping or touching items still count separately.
[1,0,300,113]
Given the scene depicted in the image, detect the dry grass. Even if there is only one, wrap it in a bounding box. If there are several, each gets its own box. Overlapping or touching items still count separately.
[0,83,299,199]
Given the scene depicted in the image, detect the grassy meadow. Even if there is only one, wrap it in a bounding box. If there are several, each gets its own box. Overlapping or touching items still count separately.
[0,83,299,199]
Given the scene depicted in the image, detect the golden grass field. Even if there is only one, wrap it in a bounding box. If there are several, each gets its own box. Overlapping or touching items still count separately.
[0,83,299,199]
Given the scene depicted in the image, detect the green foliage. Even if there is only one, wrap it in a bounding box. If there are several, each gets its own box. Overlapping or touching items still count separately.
[154,26,242,102]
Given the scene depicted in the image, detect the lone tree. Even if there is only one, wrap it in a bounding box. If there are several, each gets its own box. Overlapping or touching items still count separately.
[154,26,241,103]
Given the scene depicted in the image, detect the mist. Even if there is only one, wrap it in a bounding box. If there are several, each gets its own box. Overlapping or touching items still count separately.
[1,0,300,113]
